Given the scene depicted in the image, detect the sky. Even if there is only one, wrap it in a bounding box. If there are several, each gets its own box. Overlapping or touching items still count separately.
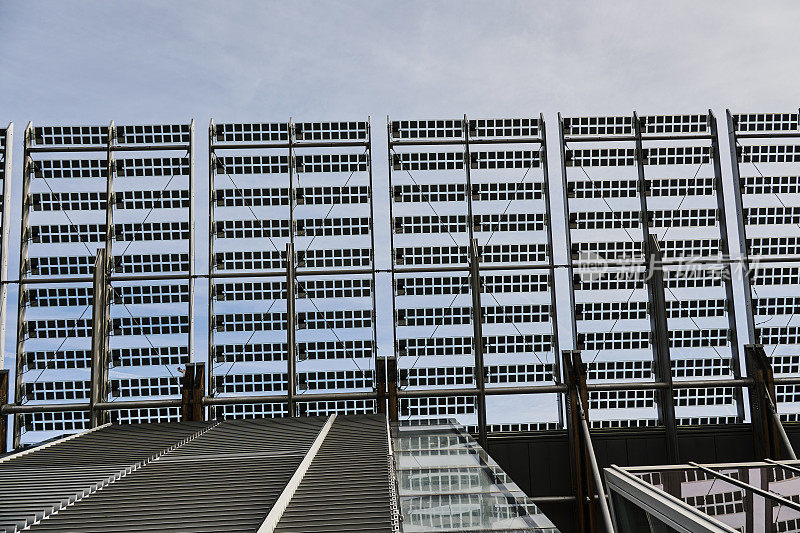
[1,0,800,431]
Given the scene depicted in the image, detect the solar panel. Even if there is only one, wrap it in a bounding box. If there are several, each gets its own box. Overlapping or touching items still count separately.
[208,118,376,416]
[13,121,194,445]
[730,112,800,422]
[563,111,743,427]
[389,115,559,432]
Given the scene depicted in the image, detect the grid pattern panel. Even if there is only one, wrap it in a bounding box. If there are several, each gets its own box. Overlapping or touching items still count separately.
[734,111,800,419]
[15,122,193,443]
[564,112,739,426]
[390,115,558,431]
[209,118,376,417]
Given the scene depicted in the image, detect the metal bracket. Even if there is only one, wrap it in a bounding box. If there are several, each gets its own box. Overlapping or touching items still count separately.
[181,362,206,422]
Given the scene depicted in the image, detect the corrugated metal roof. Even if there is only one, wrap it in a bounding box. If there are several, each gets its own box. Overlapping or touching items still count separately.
[2,415,397,532]
[274,415,394,532]
[24,417,328,532]
[0,421,210,532]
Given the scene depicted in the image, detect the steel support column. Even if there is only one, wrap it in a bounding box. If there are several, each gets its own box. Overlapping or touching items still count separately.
[564,350,615,533]
[634,113,680,463]
[208,120,217,397]
[187,119,195,362]
[286,242,297,417]
[745,344,797,460]
[0,124,12,375]
[709,110,747,422]
[376,355,399,421]
[13,123,33,449]
[89,249,110,428]
[539,114,565,426]
[726,110,757,345]
[561,350,596,532]
[0,369,8,453]
[181,362,205,421]
[469,238,488,449]
[463,116,488,446]
[645,234,679,463]
[376,355,387,415]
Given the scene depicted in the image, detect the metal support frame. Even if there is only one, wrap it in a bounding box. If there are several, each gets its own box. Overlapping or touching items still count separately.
[207,118,377,419]
[633,114,679,462]
[89,249,110,427]
[180,362,205,421]
[462,117,488,446]
[376,355,399,421]
[561,111,749,443]
[0,124,12,376]
[563,350,615,533]
[188,120,196,362]
[709,110,747,422]
[645,234,679,463]
[0,369,8,453]
[388,114,557,437]
[726,110,757,344]
[10,121,195,448]
[285,242,297,417]
[13,123,32,449]
[468,238,488,448]
[727,110,800,448]
[208,119,217,394]
[745,344,797,459]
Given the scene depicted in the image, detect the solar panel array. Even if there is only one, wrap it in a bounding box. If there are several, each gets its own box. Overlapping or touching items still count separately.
[208,120,377,420]
[729,111,800,421]
[4,111,800,445]
[14,122,195,445]
[388,117,562,433]
[561,113,744,428]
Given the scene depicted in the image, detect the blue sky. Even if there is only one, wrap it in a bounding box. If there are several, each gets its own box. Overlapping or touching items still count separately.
[2,1,800,432]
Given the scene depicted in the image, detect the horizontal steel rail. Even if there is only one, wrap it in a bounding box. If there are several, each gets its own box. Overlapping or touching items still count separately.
[29,143,191,153]
[389,137,544,147]
[7,375,800,415]
[563,132,713,143]
[211,140,369,150]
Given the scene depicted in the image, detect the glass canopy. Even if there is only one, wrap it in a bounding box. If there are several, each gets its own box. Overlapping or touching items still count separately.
[606,461,800,532]
[392,418,560,532]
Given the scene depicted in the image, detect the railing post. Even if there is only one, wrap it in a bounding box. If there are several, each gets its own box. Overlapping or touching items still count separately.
[286,242,297,417]
[89,249,111,428]
[181,362,205,422]
[745,344,797,459]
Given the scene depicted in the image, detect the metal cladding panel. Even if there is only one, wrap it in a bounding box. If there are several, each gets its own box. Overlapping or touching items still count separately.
[23,417,327,532]
[275,414,394,532]
[0,422,211,533]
